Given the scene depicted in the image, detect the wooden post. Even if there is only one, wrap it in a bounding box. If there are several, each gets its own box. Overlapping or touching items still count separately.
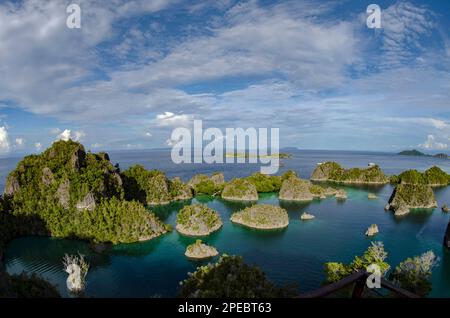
[351,277,366,298]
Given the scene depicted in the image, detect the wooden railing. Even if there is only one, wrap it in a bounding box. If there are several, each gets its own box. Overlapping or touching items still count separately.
[297,271,419,298]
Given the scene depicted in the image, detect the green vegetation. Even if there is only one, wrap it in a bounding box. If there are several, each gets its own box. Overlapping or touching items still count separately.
[324,242,390,284]
[311,162,388,184]
[178,254,296,298]
[3,141,168,244]
[245,173,282,193]
[176,204,222,236]
[188,173,224,195]
[388,183,438,213]
[389,251,438,297]
[122,165,192,204]
[324,242,437,297]
[221,178,258,201]
[390,166,449,186]
[230,204,288,229]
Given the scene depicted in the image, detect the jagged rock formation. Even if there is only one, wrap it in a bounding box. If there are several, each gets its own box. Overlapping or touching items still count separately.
[335,189,348,200]
[365,224,379,236]
[176,204,222,236]
[122,165,193,204]
[300,212,315,220]
[311,162,389,184]
[188,173,225,195]
[3,140,168,244]
[185,240,218,259]
[221,179,258,201]
[279,175,338,201]
[387,184,438,216]
[230,204,289,229]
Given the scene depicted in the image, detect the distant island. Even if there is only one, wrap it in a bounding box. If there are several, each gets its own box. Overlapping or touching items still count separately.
[398,149,449,159]
[225,152,292,159]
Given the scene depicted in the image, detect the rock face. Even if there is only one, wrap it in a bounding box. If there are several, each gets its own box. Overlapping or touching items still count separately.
[279,176,314,201]
[230,204,289,230]
[365,224,379,236]
[387,184,438,216]
[335,189,348,200]
[176,204,223,236]
[76,192,96,211]
[444,222,450,248]
[185,240,218,259]
[56,179,71,209]
[4,175,20,196]
[170,177,193,201]
[221,179,258,201]
[311,162,388,184]
[300,212,315,220]
[41,167,54,186]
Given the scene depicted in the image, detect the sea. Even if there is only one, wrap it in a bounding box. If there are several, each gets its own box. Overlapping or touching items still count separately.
[2,149,450,297]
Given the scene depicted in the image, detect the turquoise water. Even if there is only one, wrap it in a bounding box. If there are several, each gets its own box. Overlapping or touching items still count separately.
[3,150,450,297]
[4,186,450,297]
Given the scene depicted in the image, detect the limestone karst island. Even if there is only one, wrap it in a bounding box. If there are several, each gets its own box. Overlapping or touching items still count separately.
[1,1,450,311]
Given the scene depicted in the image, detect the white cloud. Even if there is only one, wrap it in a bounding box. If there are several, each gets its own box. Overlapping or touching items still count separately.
[419,135,448,150]
[14,138,24,149]
[57,129,86,142]
[155,112,193,127]
[0,126,10,153]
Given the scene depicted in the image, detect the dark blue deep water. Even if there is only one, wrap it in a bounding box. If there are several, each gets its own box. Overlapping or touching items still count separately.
[3,149,450,297]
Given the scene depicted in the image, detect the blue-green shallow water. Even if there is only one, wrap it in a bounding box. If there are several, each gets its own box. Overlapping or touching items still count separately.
[4,186,450,297]
[3,149,450,297]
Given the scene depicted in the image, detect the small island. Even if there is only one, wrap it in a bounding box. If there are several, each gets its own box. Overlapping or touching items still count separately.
[230,205,289,230]
[176,204,223,236]
[310,162,389,184]
[387,184,438,216]
[365,224,379,236]
[368,193,378,200]
[398,149,428,156]
[390,166,449,186]
[185,240,219,259]
[221,178,258,201]
[279,175,337,201]
[300,212,315,221]
[188,173,224,195]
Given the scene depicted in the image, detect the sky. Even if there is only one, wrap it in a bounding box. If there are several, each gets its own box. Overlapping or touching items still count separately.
[0,0,449,155]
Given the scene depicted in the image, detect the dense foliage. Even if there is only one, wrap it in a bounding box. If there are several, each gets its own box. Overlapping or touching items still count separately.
[176,204,222,235]
[324,242,390,284]
[178,255,296,298]
[390,166,449,186]
[188,173,224,195]
[388,183,437,211]
[389,251,438,297]
[245,173,282,192]
[221,178,258,200]
[3,141,168,244]
[311,162,388,184]
[122,165,192,204]
[324,242,437,297]
[230,204,289,229]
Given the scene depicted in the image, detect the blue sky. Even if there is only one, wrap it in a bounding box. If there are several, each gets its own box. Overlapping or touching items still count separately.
[0,0,449,155]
